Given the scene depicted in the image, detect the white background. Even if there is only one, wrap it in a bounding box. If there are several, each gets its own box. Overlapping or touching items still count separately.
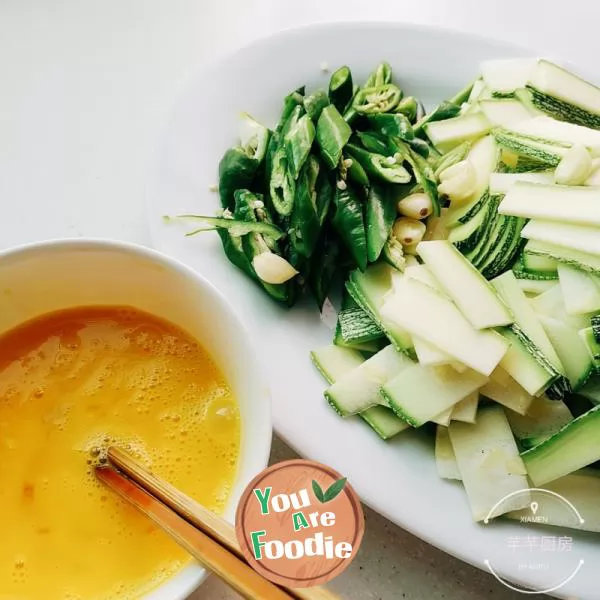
[1,1,593,598]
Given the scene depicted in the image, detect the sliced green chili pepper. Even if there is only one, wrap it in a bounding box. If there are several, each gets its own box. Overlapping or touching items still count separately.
[239,113,270,163]
[329,66,354,113]
[316,105,352,169]
[345,154,369,186]
[365,62,392,88]
[346,144,411,184]
[290,155,321,257]
[332,181,368,271]
[284,113,315,179]
[214,228,255,278]
[217,147,258,210]
[365,183,397,263]
[382,235,406,272]
[353,84,402,114]
[408,137,430,158]
[269,147,296,217]
[309,236,340,309]
[395,96,418,123]
[355,131,392,156]
[233,189,281,251]
[400,144,441,217]
[367,113,414,141]
[315,164,334,226]
[277,90,305,132]
[303,90,330,122]
[414,100,461,137]
[181,215,284,240]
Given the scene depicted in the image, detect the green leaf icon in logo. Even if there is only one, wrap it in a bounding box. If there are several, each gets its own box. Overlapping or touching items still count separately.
[312,477,347,503]
[312,479,325,503]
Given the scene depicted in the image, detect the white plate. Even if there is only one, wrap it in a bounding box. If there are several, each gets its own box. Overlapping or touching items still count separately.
[147,22,598,598]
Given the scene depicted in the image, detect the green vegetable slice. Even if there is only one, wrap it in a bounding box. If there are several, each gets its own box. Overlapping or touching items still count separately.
[316,105,353,168]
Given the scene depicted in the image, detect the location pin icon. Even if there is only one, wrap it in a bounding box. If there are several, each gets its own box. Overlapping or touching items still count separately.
[530,501,539,515]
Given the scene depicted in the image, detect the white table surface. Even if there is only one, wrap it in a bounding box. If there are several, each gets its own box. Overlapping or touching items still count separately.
[1,1,594,598]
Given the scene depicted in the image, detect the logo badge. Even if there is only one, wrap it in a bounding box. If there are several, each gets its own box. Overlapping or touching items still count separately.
[235,459,364,587]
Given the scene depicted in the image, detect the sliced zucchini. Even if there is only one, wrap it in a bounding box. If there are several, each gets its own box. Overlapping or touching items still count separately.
[521,248,558,273]
[360,405,410,440]
[510,115,600,156]
[479,98,534,127]
[382,363,486,427]
[492,271,565,375]
[447,195,496,253]
[493,129,568,166]
[539,315,593,391]
[435,425,461,480]
[413,335,453,367]
[448,405,530,522]
[522,219,600,257]
[381,277,509,376]
[424,112,491,153]
[507,469,600,533]
[497,327,558,396]
[516,279,557,296]
[479,217,526,280]
[417,240,513,329]
[579,327,600,370]
[505,395,573,450]
[527,60,600,129]
[488,171,553,195]
[499,181,600,226]
[525,239,600,277]
[347,263,414,354]
[324,345,413,416]
[481,58,537,96]
[337,306,385,344]
[480,373,534,415]
[522,405,600,485]
[558,263,600,315]
[578,376,600,405]
[451,392,479,423]
[530,283,594,331]
[311,345,410,439]
[431,407,453,427]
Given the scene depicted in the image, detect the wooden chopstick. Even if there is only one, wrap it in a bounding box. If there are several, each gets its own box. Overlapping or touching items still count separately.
[98,447,340,600]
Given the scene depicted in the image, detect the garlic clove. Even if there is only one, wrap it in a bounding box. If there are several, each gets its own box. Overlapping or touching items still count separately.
[392,217,426,247]
[397,192,433,220]
[437,160,477,206]
[252,252,298,284]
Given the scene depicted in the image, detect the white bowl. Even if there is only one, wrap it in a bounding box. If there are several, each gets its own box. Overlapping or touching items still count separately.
[0,238,272,600]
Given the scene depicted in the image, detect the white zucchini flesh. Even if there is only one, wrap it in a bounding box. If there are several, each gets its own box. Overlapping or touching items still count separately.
[529,59,600,117]
[498,181,600,226]
[431,407,453,427]
[479,98,533,127]
[539,315,593,391]
[488,171,554,195]
[311,345,364,382]
[435,425,461,480]
[413,335,453,366]
[467,79,487,104]
[522,219,600,257]
[381,277,509,376]
[492,271,565,374]
[529,283,593,331]
[510,115,600,156]
[558,263,600,315]
[499,328,556,396]
[506,469,600,533]
[417,240,513,329]
[516,279,557,296]
[360,405,410,440]
[481,58,537,94]
[324,346,413,417]
[424,112,491,153]
[403,264,443,291]
[525,239,600,277]
[451,392,479,423]
[480,373,534,415]
[382,363,487,427]
[448,405,530,522]
[505,395,573,448]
